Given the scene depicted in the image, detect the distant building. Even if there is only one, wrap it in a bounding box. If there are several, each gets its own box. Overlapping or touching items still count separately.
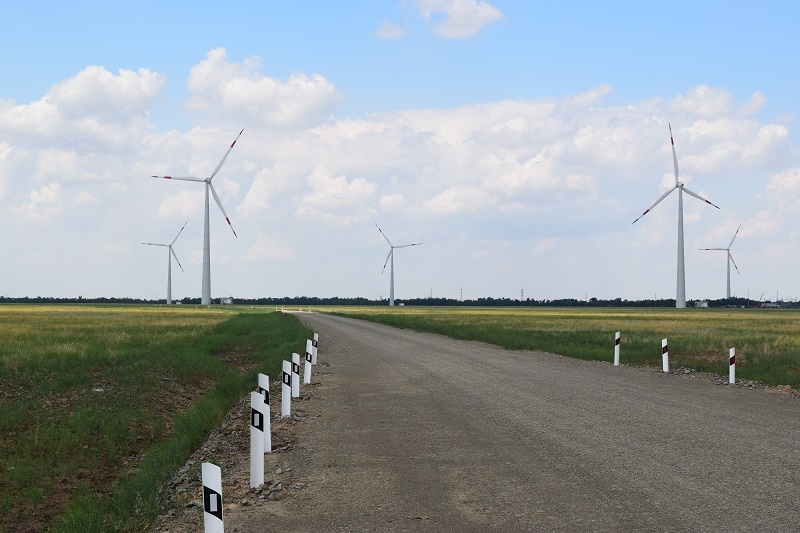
[220,296,234,305]
[694,300,708,308]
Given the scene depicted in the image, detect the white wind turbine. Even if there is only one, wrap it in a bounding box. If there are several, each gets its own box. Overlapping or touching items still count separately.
[152,130,242,305]
[633,124,720,308]
[143,222,187,305]
[700,225,741,299]
[375,223,421,306]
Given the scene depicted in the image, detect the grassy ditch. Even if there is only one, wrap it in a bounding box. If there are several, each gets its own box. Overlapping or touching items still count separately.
[326,306,800,389]
[0,305,310,532]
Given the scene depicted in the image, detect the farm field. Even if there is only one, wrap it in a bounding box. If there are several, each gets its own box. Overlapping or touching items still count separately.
[0,304,310,532]
[324,306,800,390]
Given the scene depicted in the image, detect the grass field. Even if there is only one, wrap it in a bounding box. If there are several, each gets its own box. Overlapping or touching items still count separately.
[325,306,800,389]
[0,304,310,532]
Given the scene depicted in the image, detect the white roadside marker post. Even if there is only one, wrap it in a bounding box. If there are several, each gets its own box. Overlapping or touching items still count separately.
[291,353,301,398]
[662,338,669,373]
[312,333,319,365]
[257,373,272,453]
[729,348,736,384]
[614,331,621,366]
[202,462,224,533]
[281,360,291,417]
[304,339,313,385]
[249,391,265,488]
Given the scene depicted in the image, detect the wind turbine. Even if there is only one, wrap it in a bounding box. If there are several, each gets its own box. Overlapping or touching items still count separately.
[143,222,187,305]
[152,129,242,305]
[700,225,741,299]
[375,223,421,306]
[633,124,720,308]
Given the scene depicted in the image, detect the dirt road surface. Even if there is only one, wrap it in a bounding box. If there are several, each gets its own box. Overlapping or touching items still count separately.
[166,312,800,532]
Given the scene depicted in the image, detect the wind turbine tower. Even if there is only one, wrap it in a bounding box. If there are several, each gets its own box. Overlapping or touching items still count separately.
[633,124,720,308]
[700,225,741,299]
[152,130,242,305]
[375,223,421,306]
[143,222,187,305]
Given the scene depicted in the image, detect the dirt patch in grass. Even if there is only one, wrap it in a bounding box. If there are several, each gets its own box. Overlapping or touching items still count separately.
[3,373,214,533]
[215,345,259,373]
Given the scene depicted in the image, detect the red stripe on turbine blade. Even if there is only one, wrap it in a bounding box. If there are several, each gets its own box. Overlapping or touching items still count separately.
[226,218,237,237]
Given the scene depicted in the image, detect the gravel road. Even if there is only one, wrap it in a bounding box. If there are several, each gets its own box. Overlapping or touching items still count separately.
[220,312,799,532]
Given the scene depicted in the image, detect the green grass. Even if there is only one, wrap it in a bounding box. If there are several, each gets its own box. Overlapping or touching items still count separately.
[0,305,310,532]
[324,306,800,389]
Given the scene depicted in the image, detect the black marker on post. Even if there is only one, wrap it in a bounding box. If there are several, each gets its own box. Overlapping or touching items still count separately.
[202,462,223,532]
[258,373,272,453]
[250,391,265,487]
[291,352,300,398]
[281,360,291,417]
[304,339,313,385]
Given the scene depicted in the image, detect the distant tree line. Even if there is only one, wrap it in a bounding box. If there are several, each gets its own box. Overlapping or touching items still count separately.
[2,295,793,308]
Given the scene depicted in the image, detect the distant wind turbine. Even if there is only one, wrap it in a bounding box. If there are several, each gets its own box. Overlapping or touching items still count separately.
[700,225,741,299]
[633,124,720,309]
[143,222,187,305]
[152,129,242,305]
[375,223,421,306]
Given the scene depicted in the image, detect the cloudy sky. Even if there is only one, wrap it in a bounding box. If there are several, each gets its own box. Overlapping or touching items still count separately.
[1,1,798,303]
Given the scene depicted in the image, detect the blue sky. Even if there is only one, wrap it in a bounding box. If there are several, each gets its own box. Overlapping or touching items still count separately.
[1,1,799,302]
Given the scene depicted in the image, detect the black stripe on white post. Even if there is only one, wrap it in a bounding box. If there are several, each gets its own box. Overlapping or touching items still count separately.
[312,333,319,364]
[614,331,621,366]
[662,338,669,373]
[202,462,223,532]
[304,339,313,385]
[258,373,272,454]
[291,352,300,398]
[281,360,291,417]
[250,391,265,488]
[729,348,736,384]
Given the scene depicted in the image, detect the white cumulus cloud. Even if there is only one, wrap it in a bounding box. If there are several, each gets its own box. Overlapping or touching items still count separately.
[376,21,407,39]
[246,232,294,261]
[412,0,504,38]
[186,48,341,128]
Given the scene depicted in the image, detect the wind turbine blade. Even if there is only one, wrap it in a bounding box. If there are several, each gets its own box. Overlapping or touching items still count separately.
[729,252,740,275]
[728,224,741,248]
[171,247,185,273]
[699,247,726,251]
[209,182,237,237]
[171,221,188,245]
[682,186,720,209]
[142,242,167,247]
[151,175,205,182]
[669,124,679,185]
[394,243,422,249]
[375,223,393,246]
[632,186,677,224]
[209,129,244,181]
[381,249,392,274]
